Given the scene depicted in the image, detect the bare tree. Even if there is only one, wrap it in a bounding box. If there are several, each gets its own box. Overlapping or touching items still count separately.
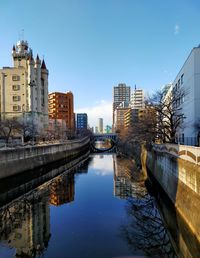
[120,192,177,257]
[76,128,93,138]
[193,120,200,146]
[118,105,157,159]
[0,118,21,144]
[131,105,157,144]
[150,85,186,143]
[16,120,35,143]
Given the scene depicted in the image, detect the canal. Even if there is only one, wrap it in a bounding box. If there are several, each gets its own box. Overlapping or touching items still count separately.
[0,154,177,258]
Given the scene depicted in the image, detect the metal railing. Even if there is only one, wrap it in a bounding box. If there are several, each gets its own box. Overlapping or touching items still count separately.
[176,137,199,147]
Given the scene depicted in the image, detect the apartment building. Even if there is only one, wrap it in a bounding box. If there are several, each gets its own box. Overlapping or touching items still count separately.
[113,83,131,128]
[124,108,139,130]
[114,106,131,133]
[48,91,75,134]
[76,113,88,130]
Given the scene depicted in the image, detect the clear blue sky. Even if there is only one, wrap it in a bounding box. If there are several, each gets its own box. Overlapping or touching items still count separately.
[0,0,200,127]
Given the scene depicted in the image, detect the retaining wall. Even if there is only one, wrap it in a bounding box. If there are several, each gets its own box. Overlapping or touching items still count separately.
[0,137,90,179]
[145,147,200,257]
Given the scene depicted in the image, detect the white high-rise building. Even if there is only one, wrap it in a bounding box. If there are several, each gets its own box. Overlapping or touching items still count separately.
[0,40,49,133]
[131,86,145,109]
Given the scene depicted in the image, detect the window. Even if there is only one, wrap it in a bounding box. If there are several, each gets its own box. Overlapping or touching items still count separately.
[181,74,184,84]
[177,98,180,106]
[12,75,20,81]
[13,96,20,101]
[13,105,20,111]
[12,85,20,91]
[178,79,180,89]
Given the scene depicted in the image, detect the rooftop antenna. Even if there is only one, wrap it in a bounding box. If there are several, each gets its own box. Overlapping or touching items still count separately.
[18,29,24,41]
[21,29,24,40]
[135,84,136,90]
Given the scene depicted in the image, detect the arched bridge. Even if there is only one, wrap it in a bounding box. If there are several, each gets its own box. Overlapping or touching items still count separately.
[93,133,117,141]
[91,133,118,153]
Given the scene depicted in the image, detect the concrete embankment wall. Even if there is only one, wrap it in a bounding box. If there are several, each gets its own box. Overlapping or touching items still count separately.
[144,145,200,257]
[0,137,90,179]
[0,150,90,207]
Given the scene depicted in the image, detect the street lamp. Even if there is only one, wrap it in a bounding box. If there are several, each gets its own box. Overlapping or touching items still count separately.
[29,80,36,144]
[21,104,25,145]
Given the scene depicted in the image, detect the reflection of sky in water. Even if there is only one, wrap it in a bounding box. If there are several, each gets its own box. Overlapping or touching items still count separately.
[90,155,114,176]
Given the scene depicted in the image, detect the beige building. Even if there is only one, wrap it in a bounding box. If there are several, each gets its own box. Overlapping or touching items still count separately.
[114,106,131,133]
[124,108,139,130]
[0,40,49,133]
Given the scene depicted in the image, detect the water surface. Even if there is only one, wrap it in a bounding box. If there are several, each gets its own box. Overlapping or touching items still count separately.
[0,154,176,258]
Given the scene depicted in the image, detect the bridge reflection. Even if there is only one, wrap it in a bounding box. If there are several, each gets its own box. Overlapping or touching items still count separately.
[91,133,117,153]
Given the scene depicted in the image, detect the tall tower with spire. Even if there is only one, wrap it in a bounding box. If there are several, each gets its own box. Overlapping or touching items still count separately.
[0,39,49,134]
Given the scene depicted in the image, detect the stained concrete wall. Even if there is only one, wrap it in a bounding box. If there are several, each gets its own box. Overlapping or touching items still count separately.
[0,137,90,179]
[145,149,200,257]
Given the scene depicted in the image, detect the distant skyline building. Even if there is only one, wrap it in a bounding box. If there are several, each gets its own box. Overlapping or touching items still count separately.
[48,91,75,134]
[131,86,145,109]
[76,113,88,130]
[90,126,94,133]
[95,126,98,134]
[105,125,112,134]
[113,83,131,129]
[98,118,103,133]
[0,40,49,131]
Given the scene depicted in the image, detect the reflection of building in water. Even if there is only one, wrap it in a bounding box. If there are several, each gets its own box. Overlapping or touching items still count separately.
[113,156,145,199]
[50,174,74,206]
[76,159,91,174]
[0,191,50,257]
[95,154,104,159]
